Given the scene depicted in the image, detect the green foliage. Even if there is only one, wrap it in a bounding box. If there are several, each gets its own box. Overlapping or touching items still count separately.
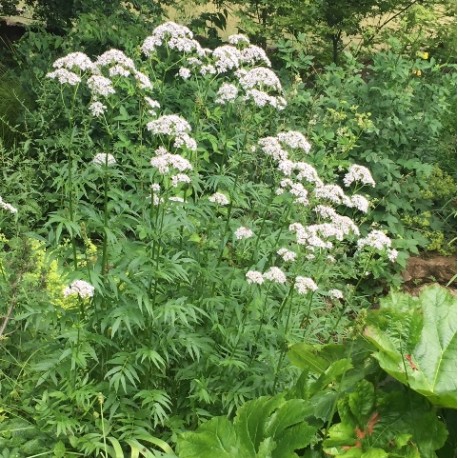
[177,310,454,457]
[277,44,456,259]
[364,285,457,408]
[0,8,456,457]
[178,395,318,457]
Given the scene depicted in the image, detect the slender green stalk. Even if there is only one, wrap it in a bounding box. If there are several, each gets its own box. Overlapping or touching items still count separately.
[272,284,295,393]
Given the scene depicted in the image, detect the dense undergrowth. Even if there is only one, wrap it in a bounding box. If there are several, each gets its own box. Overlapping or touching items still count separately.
[0,3,456,457]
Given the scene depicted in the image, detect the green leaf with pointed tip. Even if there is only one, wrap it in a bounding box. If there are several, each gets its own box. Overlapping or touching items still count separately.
[235,395,284,454]
[364,285,457,408]
[178,417,251,458]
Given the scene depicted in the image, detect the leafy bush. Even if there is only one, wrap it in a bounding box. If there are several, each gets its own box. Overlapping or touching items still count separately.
[178,285,456,457]
[0,21,404,455]
[276,41,457,258]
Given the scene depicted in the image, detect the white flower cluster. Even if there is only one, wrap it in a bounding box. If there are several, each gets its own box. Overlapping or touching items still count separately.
[171,173,191,187]
[243,89,286,111]
[234,226,254,240]
[53,52,96,72]
[227,34,250,45]
[151,183,164,206]
[141,22,203,57]
[147,115,197,152]
[145,97,161,115]
[238,67,281,91]
[263,267,287,284]
[277,131,311,153]
[63,280,95,299]
[277,248,297,262]
[246,270,264,285]
[277,179,309,206]
[240,45,271,67]
[212,45,241,73]
[96,49,136,72]
[343,165,376,188]
[356,229,398,262]
[215,83,239,104]
[92,153,117,166]
[209,192,230,206]
[329,289,344,299]
[150,147,193,175]
[46,68,81,85]
[357,230,392,251]
[87,75,116,97]
[294,276,318,295]
[89,101,107,117]
[0,196,17,214]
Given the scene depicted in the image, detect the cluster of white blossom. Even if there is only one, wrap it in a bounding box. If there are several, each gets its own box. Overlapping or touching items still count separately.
[87,75,116,97]
[357,229,392,251]
[277,179,309,206]
[343,165,376,188]
[46,68,82,85]
[209,192,230,206]
[63,280,95,299]
[96,49,136,72]
[238,67,281,91]
[150,147,193,175]
[92,153,117,166]
[89,101,107,117]
[53,52,96,72]
[277,248,297,262]
[356,231,398,262]
[240,45,271,67]
[227,34,250,46]
[147,115,197,152]
[0,196,18,214]
[212,45,241,73]
[245,270,264,285]
[277,131,311,153]
[171,174,191,187]
[150,183,164,206]
[141,22,203,57]
[263,267,287,284]
[144,97,161,116]
[329,289,344,299]
[243,89,287,110]
[294,276,318,294]
[215,83,239,104]
[234,226,254,240]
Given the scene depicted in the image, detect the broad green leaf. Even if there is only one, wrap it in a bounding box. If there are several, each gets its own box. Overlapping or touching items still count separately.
[364,285,457,408]
[347,380,375,425]
[360,449,388,458]
[178,417,250,458]
[235,395,284,454]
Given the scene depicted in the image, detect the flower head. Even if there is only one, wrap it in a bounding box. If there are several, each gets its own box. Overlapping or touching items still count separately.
[343,165,375,188]
[294,276,318,294]
[246,270,264,285]
[277,248,297,262]
[234,226,254,240]
[263,267,287,284]
[89,101,107,117]
[63,280,95,299]
[209,192,230,206]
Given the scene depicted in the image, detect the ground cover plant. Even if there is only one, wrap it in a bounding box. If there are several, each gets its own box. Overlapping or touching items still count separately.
[0,14,455,458]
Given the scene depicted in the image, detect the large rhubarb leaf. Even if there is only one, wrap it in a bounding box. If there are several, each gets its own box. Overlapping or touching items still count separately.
[364,285,456,408]
[177,395,318,458]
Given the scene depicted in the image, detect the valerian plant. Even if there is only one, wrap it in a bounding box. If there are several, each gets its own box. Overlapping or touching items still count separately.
[0,22,399,455]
